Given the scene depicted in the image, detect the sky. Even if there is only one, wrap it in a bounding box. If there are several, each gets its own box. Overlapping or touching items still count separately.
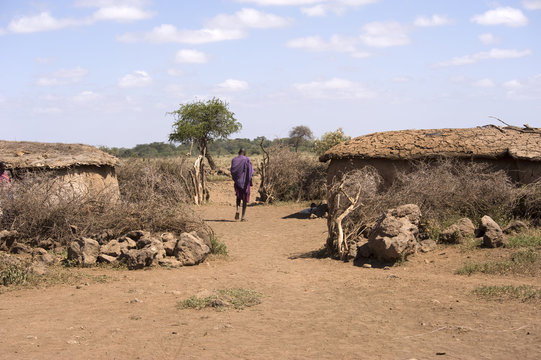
[0,0,540,148]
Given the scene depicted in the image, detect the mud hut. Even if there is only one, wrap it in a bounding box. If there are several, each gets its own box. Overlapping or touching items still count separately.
[0,140,120,198]
[320,125,541,185]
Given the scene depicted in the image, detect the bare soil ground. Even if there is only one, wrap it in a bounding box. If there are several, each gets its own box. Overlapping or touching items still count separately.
[1,180,540,359]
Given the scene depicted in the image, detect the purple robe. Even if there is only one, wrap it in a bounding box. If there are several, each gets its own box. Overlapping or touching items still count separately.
[230,155,253,200]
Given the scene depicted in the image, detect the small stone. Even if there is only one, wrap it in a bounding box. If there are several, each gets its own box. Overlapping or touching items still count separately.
[362,263,372,268]
[129,298,142,303]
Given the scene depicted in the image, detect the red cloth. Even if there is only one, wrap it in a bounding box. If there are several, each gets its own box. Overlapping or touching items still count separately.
[234,184,250,202]
[0,173,9,183]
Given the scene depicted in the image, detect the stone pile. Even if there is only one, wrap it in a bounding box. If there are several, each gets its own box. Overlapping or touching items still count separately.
[355,204,523,263]
[0,229,212,270]
[68,230,211,269]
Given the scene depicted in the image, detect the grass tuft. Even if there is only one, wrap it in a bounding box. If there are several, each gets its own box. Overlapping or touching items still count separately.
[210,236,228,256]
[473,285,541,301]
[456,248,538,276]
[177,288,261,311]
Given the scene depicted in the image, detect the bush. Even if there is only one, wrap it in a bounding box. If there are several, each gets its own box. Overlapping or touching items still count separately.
[326,159,528,255]
[0,159,209,247]
[258,146,326,202]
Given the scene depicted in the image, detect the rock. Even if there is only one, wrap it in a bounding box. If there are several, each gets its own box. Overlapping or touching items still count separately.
[118,248,157,270]
[97,254,118,264]
[419,239,437,253]
[161,233,178,257]
[147,238,166,262]
[33,248,55,265]
[355,242,372,259]
[503,220,528,235]
[478,216,507,248]
[67,237,100,266]
[37,238,56,251]
[158,257,183,268]
[100,240,123,257]
[10,242,31,254]
[368,204,421,261]
[118,236,137,249]
[311,203,329,218]
[125,230,150,241]
[0,230,19,251]
[0,253,20,266]
[439,218,475,244]
[174,232,210,266]
[192,229,212,249]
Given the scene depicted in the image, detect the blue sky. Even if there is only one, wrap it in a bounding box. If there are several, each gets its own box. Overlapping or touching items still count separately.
[1,0,540,147]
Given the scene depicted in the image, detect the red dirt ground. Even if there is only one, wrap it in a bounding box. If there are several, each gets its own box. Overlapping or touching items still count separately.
[0,180,540,359]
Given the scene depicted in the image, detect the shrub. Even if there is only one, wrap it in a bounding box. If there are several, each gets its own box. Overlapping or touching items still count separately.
[0,159,208,247]
[258,145,326,202]
[325,159,533,256]
[177,288,261,310]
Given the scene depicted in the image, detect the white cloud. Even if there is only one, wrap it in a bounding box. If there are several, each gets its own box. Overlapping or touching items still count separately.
[414,14,452,27]
[471,7,528,27]
[300,0,379,16]
[434,48,532,67]
[472,78,495,88]
[35,57,55,64]
[478,32,499,45]
[0,28,6,36]
[175,49,209,64]
[36,67,88,86]
[34,107,62,114]
[118,70,152,88]
[215,79,250,91]
[92,6,154,22]
[118,8,289,44]
[286,35,357,52]
[236,0,323,5]
[393,76,411,83]
[359,21,410,48]
[503,79,522,89]
[72,91,102,103]
[167,68,184,77]
[522,1,541,10]
[6,1,152,34]
[293,78,376,99]
[301,5,327,16]
[118,24,244,44]
[207,8,292,29]
[8,12,81,33]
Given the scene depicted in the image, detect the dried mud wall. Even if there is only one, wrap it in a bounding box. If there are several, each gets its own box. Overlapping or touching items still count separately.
[48,165,120,201]
[327,157,541,187]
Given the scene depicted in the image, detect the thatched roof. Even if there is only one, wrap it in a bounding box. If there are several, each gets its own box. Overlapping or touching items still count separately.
[320,125,541,162]
[0,140,119,169]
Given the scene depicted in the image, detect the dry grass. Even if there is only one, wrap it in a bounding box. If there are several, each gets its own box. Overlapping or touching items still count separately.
[326,159,541,256]
[258,146,326,202]
[0,158,209,247]
[177,288,262,311]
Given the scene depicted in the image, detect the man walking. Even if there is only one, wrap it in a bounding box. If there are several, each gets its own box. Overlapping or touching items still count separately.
[230,148,253,221]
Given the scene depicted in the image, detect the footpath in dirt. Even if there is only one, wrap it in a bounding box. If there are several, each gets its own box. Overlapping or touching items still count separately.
[0,181,540,359]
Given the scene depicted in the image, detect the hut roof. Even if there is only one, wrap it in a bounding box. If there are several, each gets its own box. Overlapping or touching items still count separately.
[320,125,541,162]
[0,140,120,169]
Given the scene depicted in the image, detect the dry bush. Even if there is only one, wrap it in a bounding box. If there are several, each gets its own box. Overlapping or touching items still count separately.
[326,159,521,255]
[515,180,541,225]
[0,159,208,247]
[258,145,326,202]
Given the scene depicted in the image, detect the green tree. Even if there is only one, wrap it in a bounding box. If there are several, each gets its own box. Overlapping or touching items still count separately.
[313,128,351,155]
[289,125,314,152]
[168,98,241,169]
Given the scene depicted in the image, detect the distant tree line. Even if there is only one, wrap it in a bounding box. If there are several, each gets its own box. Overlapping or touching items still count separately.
[101,127,351,159]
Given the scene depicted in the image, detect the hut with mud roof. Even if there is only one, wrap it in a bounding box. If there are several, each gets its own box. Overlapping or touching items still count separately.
[319,125,541,186]
[0,140,120,198]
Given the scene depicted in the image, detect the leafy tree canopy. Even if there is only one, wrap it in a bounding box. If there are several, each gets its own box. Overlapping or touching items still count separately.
[289,125,314,152]
[313,128,351,155]
[168,97,241,169]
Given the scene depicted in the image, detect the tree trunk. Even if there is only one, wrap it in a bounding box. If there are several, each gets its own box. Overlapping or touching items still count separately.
[205,152,217,170]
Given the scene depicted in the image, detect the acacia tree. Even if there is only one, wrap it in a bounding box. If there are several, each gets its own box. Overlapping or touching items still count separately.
[313,128,351,156]
[289,125,313,152]
[168,97,241,169]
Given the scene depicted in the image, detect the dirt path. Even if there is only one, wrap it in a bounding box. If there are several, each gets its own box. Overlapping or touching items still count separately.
[1,182,540,359]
